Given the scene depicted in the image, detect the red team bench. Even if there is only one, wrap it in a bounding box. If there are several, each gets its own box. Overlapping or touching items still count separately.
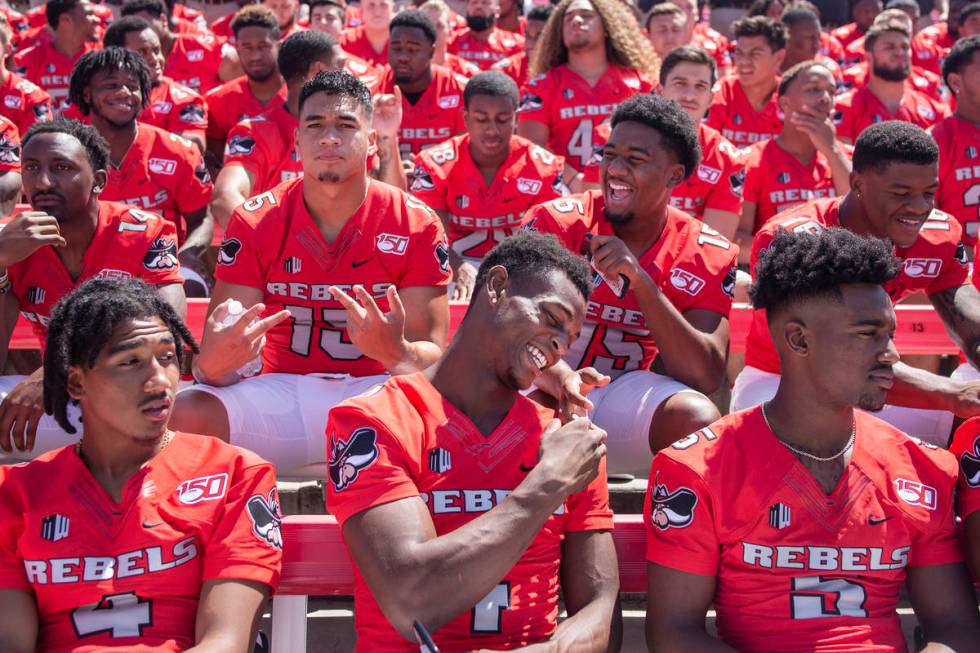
[269,514,647,653]
[4,300,965,355]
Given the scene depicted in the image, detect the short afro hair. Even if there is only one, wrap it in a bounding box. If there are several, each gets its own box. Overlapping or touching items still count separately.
[777,59,833,96]
[527,4,554,21]
[68,47,153,117]
[231,4,281,37]
[464,71,519,109]
[22,118,110,173]
[472,231,592,306]
[44,278,198,434]
[852,120,938,174]
[299,70,373,118]
[47,0,88,29]
[120,0,168,18]
[610,93,700,180]
[781,5,820,27]
[103,16,155,48]
[389,9,437,45]
[659,44,717,87]
[943,34,980,87]
[733,15,787,51]
[751,227,900,319]
[278,30,339,83]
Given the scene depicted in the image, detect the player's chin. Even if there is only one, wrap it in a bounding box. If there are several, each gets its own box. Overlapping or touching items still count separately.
[856,390,887,413]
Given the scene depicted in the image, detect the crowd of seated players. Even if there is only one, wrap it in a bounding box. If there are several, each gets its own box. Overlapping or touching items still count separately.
[0,0,979,651]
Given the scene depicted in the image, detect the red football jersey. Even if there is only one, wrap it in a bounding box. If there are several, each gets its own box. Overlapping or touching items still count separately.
[745,198,968,373]
[0,433,282,652]
[491,51,528,87]
[216,177,450,376]
[911,22,954,75]
[819,31,846,65]
[517,64,653,170]
[100,123,212,245]
[691,27,732,78]
[142,77,208,143]
[645,407,961,653]
[0,71,51,137]
[832,86,948,143]
[8,201,182,349]
[223,102,301,192]
[326,372,612,653]
[843,36,866,67]
[342,55,383,93]
[412,134,566,263]
[204,76,288,146]
[340,26,388,68]
[741,138,852,233]
[831,22,864,49]
[164,33,225,94]
[951,417,980,522]
[12,40,96,111]
[447,27,523,71]
[0,114,19,173]
[444,52,481,79]
[670,123,744,220]
[524,191,738,379]
[839,62,947,105]
[930,116,980,246]
[210,12,235,43]
[378,65,466,156]
[706,76,783,147]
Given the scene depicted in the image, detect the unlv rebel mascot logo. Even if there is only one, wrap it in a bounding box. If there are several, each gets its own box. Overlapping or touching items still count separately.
[328,427,379,491]
[961,436,980,488]
[650,474,698,530]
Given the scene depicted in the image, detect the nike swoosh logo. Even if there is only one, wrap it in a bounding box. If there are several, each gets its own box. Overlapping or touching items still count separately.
[519,462,535,472]
[142,520,164,529]
[868,516,893,526]
[351,259,372,268]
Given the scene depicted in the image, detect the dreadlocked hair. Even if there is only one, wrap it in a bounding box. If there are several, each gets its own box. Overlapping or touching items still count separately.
[44,278,198,433]
[530,0,659,79]
[69,47,152,117]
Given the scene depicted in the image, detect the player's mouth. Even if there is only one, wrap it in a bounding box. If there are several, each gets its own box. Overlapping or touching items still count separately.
[141,397,173,422]
[605,179,634,204]
[525,343,550,371]
[868,366,894,389]
[678,101,700,114]
[315,151,344,162]
[893,214,927,235]
[32,192,63,206]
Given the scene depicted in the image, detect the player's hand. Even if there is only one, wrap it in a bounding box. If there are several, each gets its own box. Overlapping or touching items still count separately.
[0,210,66,268]
[587,235,647,287]
[790,104,837,152]
[372,86,403,140]
[194,299,291,384]
[532,416,607,498]
[557,366,611,420]
[0,368,44,453]
[329,284,410,370]
[451,261,477,301]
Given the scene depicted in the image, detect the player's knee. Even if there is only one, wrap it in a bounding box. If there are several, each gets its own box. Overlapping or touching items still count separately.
[170,390,231,442]
[648,392,720,454]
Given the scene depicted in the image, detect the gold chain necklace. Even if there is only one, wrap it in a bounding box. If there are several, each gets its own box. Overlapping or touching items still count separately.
[76,430,175,457]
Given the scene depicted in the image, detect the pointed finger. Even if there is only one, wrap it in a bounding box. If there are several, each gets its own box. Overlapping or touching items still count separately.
[243,309,291,340]
[329,286,367,321]
[386,285,405,323]
[354,285,384,321]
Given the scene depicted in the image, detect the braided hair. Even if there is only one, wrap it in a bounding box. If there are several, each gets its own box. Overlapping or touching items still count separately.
[44,278,198,433]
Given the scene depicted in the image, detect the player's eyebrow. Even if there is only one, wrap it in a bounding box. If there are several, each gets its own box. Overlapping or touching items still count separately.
[849,318,892,328]
[108,334,176,355]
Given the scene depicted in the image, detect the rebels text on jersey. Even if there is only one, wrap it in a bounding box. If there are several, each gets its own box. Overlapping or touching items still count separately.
[216,177,450,376]
[0,434,282,652]
[223,103,302,192]
[670,124,744,220]
[378,65,466,157]
[412,134,566,263]
[930,116,980,246]
[517,64,653,170]
[326,372,612,652]
[745,198,968,374]
[523,191,738,379]
[164,33,225,94]
[645,408,961,653]
[705,77,783,147]
[99,123,212,245]
[9,202,182,350]
[12,40,96,111]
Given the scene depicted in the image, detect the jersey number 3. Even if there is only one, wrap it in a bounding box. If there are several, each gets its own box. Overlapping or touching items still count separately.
[72,592,152,638]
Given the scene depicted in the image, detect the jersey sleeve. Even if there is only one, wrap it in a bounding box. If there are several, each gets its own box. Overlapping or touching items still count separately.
[170,86,208,137]
[0,473,29,592]
[325,405,422,526]
[202,460,282,590]
[923,230,969,296]
[907,471,962,568]
[172,136,212,215]
[832,93,859,142]
[139,214,184,286]
[644,454,719,576]
[516,74,553,127]
[741,151,762,205]
[0,119,20,173]
[215,211,265,289]
[702,139,743,215]
[401,198,452,288]
[223,120,271,181]
[669,222,739,316]
[410,151,450,212]
[704,84,729,134]
[563,455,614,533]
[521,199,584,253]
[950,419,980,520]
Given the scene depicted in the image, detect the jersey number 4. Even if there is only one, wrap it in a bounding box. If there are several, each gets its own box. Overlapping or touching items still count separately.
[72,592,152,639]
[790,576,868,619]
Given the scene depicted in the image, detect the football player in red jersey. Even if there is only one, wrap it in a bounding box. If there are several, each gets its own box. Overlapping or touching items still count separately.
[0,17,51,138]
[658,45,744,242]
[832,0,882,48]
[380,10,466,159]
[121,0,238,95]
[931,34,980,246]
[833,19,949,144]
[646,227,980,653]
[0,119,185,461]
[517,0,657,171]
[101,16,209,152]
[412,71,580,300]
[12,0,99,114]
[490,3,551,87]
[340,0,394,67]
[0,277,282,652]
[912,0,970,74]
[205,6,286,166]
[170,71,450,477]
[949,417,980,578]
[525,93,736,472]
[69,48,214,290]
[326,231,621,652]
[738,60,851,256]
[448,0,524,71]
[706,16,785,148]
[780,6,843,84]
[733,121,980,447]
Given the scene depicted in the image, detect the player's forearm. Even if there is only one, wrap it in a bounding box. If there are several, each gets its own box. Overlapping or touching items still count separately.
[820,142,852,196]
[547,592,621,653]
[180,212,214,260]
[930,284,980,369]
[632,275,727,393]
[384,339,442,375]
[886,361,962,413]
[0,172,21,216]
[375,134,406,190]
[211,189,247,231]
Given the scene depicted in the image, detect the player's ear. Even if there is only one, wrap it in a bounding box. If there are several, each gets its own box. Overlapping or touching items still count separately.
[366,124,378,158]
[67,365,85,401]
[666,162,685,190]
[783,319,808,357]
[485,264,509,305]
[92,170,107,195]
[850,171,863,200]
